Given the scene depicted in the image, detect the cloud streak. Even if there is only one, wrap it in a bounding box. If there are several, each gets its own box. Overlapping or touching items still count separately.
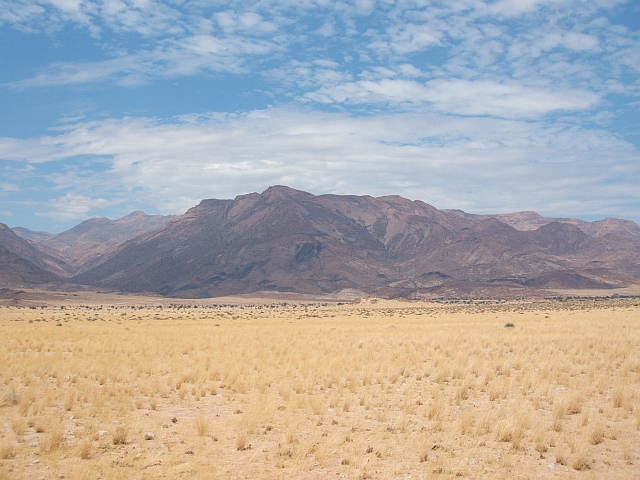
[305,78,601,118]
[2,108,638,221]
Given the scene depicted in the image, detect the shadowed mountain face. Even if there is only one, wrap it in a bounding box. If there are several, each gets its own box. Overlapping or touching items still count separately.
[0,244,60,288]
[70,186,640,298]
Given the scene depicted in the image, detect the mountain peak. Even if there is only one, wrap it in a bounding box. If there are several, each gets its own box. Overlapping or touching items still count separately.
[262,185,315,198]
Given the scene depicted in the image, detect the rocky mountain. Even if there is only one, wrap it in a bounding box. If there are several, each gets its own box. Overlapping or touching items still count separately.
[13,211,174,275]
[11,227,55,243]
[70,186,640,299]
[0,243,61,288]
[0,222,70,277]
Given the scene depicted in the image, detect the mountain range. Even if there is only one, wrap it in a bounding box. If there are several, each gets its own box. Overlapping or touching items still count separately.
[2,186,640,299]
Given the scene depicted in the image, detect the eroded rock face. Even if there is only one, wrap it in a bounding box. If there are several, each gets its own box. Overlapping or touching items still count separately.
[67,186,640,299]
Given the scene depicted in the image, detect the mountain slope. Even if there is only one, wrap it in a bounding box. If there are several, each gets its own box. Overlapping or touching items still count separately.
[72,186,640,298]
[0,222,70,276]
[13,211,174,275]
[0,244,60,288]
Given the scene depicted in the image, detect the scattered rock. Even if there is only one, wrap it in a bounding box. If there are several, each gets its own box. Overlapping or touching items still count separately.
[548,463,556,470]
[504,323,515,328]
[144,431,155,440]
[98,430,108,437]
[171,416,178,423]
[185,450,194,455]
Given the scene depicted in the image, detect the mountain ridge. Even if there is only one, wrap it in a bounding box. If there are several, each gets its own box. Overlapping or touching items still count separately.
[3,186,639,298]
[67,186,640,299]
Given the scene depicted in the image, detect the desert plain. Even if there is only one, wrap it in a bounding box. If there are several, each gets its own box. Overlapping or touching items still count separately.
[0,291,639,479]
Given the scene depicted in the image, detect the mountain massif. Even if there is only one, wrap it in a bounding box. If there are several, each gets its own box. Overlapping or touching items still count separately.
[3,186,640,298]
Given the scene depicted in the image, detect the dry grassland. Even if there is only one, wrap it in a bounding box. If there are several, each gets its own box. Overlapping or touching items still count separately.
[1,297,639,479]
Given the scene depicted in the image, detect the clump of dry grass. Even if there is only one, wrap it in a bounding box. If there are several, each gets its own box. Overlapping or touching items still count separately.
[588,422,605,445]
[0,442,15,459]
[534,434,549,454]
[495,410,529,449]
[41,426,65,452]
[194,414,210,437]
[78,440,92,459]
[11,417,26,436]
[2,390,19,407]
[427,396,445,421]
[112,425,128,445]
[552,400,566,431]
[235,432,249,451]
[570,440,592,471]
[622,441,634,462]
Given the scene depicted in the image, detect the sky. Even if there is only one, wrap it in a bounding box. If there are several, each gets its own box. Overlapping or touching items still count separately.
[1,0,639,233]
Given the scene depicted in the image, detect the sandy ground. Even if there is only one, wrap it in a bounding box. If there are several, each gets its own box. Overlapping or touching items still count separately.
[0,294,638,479]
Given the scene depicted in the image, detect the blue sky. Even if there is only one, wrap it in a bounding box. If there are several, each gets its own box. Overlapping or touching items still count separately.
[1,0,639,233]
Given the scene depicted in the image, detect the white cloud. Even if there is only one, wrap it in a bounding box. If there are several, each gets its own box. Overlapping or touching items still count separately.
[2,108,638,220]
[305,77,600,118]
[35,193,111,221]
[372,22,443,55]
[9,33,283,89]
[1,183,19,192]
[5,0,638,109]
[214,11,277,34]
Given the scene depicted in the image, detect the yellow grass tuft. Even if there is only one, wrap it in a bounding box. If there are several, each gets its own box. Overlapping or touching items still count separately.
[0,442,15,460]
[194,413,210,437]
[112,425,128,445]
